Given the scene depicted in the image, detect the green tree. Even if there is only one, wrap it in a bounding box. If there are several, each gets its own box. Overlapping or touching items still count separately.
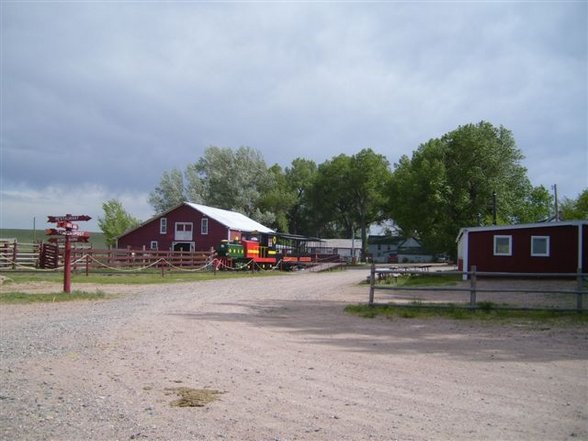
[284,158,318,235]
[561,189,588,220]
[388,121,549,258]
[98,199,141,247]
[148,168,187,213]
[309,154,355,237]
[348,149,391,259]
[149,146,276,225]
[257,164,296,232]
[309,149,391,259]
[193,146,275,225]
[513,185,553,223]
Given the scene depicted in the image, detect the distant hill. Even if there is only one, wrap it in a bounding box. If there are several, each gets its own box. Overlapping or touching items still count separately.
[0,229,107,249]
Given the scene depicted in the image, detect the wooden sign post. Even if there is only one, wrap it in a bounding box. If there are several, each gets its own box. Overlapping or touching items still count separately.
[46,214,91,293]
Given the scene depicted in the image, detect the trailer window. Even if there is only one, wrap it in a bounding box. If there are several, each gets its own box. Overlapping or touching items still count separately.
[531,236,550,257]
[493,235,512,256]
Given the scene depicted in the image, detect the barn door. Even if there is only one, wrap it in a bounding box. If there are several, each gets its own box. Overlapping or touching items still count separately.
[175,222,193,241]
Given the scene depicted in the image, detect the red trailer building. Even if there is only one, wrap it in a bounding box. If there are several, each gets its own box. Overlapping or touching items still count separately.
[116,202,274,252]
[456,221,587,275]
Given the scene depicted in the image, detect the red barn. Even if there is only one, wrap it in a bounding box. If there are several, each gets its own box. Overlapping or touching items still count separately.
[457,221,587,275]
[117,202,274,252]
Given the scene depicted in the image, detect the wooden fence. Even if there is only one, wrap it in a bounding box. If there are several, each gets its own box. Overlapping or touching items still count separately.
[69,248,213,272]
[1,240,343,274]
[0,240,40,269]
[368,264,587,312]
[0,240,214,272]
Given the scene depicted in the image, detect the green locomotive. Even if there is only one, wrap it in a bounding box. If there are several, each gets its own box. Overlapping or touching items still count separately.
[217,240,245,259]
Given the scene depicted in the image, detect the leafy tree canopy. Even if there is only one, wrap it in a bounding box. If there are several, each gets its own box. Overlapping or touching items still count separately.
[388,121,551,258]
[284,158,318,235]
[149,146,276,226]
[147,124,563,254]
[98,199,141,247]
[308,148,391,258]
[561,189,588,220]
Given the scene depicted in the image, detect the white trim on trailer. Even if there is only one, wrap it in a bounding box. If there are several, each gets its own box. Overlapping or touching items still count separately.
[461,230,469,280]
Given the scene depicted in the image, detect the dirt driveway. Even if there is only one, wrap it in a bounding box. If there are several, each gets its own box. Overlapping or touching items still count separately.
[1,270,586,441]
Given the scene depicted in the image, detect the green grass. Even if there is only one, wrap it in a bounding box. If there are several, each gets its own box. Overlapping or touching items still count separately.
[0,268,284,285]
[377,273,462,287]
[0,290,108,304]
[345,303,588,323]
[0,228,107,248]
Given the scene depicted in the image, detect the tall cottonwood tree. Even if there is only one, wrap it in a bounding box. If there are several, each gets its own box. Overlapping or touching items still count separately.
[148,168,188,214]
[348,149,391,259]
[309,149,390,259]
[257,164,297,232]
[388,121,550,258]
[148,146,276,226]
[284,158,318,235]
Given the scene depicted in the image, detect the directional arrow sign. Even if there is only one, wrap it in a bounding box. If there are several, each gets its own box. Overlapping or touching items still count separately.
[46,229,89,237]
[66,231,90,238]
[56,221,79,230]
[49,236,89,243]
[48,215,92,223]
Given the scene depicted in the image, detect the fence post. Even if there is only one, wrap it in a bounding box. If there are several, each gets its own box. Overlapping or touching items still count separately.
[12,240,17,270]
[577,268,584,312]
[368,262,376,306]
[469,265,477,309]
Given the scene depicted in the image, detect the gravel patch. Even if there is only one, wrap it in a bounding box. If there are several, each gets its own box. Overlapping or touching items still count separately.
[1,270,586,440]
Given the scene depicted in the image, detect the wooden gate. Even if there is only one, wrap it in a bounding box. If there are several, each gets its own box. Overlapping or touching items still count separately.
[39,243,59,269]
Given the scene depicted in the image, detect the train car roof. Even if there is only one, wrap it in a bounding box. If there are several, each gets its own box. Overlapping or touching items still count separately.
[274,232,324,242]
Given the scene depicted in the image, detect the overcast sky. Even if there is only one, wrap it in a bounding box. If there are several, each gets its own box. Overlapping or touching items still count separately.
[1,1,586,232]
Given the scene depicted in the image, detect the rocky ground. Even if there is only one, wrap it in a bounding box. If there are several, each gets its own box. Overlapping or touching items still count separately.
[0,269,586,441]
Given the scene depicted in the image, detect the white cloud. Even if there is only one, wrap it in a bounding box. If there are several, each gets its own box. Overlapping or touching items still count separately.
[0,185,153,232]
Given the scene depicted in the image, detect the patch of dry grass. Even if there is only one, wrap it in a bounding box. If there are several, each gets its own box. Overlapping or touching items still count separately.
[165,387,224,408]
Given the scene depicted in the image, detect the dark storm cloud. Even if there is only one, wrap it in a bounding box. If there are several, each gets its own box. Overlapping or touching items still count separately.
[1,1,586,228]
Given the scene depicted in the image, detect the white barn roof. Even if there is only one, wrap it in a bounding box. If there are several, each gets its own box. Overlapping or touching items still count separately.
[186,202,274,234]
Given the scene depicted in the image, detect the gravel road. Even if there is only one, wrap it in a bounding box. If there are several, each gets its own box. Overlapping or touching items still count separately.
[1,270,586,441]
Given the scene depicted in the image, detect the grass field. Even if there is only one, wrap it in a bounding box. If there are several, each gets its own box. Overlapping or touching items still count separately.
[0,270,285,303]
[0,290,109,304]
[1,269,281,285]
[0,228,107,249]
[344,303,588,323]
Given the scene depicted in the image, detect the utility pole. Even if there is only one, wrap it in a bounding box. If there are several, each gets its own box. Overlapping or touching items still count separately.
[492,192,497,225]
[553,184,559,221]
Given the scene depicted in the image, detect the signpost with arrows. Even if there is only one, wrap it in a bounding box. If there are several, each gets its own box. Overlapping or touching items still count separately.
[46,214,91,293]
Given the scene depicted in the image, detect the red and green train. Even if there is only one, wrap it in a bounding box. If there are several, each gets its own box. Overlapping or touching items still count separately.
[215,234,314,270]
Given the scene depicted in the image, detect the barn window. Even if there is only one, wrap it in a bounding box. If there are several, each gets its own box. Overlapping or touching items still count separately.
[201,218,209,235]
[160,218,167,234]
[176,223,192,232]
[493,235,512,256]
[150,241,158,250]
[531,236,550,257]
